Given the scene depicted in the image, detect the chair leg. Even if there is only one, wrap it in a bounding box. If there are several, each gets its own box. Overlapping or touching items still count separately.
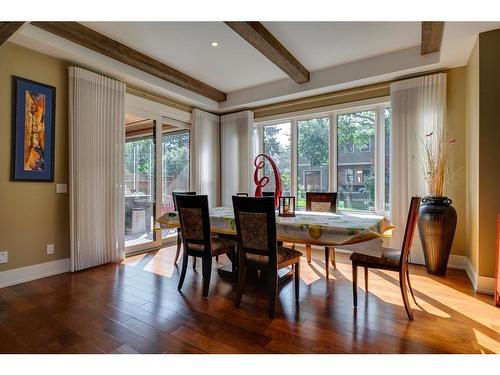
[330,247,337,269]
[177,251,189,292]
[324,247,330,279]
[406,267,417,304]
[201,256,212,298]
[305,244,312,263]
[268,269,278,319]
[235,250,246,308]
[174,231,182,264]
[192,256,197,270]
[352,264,358,308]
[294,261,300,303]
[364,267,368,292]
[231,248,237,282]
[399,270,414,320]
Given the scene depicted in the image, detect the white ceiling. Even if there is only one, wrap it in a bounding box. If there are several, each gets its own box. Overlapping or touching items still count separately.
[82,21,288,92]
[263,22,422,71]
[10,21,500,113]
[83,21,425,93]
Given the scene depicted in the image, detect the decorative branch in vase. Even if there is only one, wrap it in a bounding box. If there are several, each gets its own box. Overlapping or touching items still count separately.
[418,130,458,276]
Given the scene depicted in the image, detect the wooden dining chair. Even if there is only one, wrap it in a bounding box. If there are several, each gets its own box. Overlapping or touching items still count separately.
[262,191,275,197]
[172,191,197,266]
[350,196,421,320]
[304,192,338,278]
[176,194,237,297]
[232,196,302,318]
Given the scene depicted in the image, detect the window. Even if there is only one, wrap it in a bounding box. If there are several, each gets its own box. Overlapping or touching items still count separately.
[263,122,291,194]
[304,170,322,191]
[297,117,329,209]
[255,101,391,213]
[384,107,391,211]
[337,110,375,211]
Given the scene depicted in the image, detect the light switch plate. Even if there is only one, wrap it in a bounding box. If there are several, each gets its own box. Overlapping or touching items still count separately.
[0,251,8,264]
[47,244,54,255]
[56,184,67,193]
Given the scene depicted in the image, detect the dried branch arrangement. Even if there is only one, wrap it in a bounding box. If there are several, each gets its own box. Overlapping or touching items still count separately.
[423,130,456,197]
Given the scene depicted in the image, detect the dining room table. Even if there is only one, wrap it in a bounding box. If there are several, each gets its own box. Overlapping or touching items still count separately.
[157,207,394,284]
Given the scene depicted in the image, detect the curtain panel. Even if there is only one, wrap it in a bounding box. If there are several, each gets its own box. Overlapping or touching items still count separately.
[389,73,447,262]
[190,109,220,207]
[220,110,254,207]
[68,67,125,271]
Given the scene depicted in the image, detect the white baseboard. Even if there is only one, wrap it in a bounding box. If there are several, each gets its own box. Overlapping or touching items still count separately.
[447,254,467,270]
[464,257,495,295]
[0,258,70,289]
[476,275,496,295]
[465,257,478,291]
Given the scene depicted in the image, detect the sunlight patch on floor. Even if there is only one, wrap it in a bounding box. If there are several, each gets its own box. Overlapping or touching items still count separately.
[473,328,500,353]
[121,252,147,266]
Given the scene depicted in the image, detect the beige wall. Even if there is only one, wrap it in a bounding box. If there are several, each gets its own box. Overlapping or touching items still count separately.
[0,42,69,272]
[466,40,480,274]
[478,29,500,277]
[445,67,467,257]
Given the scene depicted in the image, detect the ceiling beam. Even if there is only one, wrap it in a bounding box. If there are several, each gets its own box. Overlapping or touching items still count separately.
[225,21,310,84]
[31,22,226,102]
[0,22,25,46]
[421,22,444,55]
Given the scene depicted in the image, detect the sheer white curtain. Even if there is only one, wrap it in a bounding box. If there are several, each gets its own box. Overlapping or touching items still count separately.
[390,73,446,262]
[220,110,254,206]
[190,109,220,207]
[68,67,125,271]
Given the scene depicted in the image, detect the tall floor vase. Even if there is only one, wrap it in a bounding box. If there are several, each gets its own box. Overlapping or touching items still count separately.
[417,197,457,275]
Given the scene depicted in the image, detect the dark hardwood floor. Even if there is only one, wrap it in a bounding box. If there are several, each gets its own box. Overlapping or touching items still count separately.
[0,245,499,354]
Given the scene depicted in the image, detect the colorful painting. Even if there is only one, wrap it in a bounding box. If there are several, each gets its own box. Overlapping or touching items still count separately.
[11,76,55,181]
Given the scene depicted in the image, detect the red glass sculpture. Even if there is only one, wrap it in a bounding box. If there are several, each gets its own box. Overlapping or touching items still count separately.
[253,153,282,208]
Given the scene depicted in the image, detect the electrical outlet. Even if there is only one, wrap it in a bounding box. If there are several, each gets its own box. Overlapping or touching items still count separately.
[47,244,54,255]
[56,184,67,193]
[0,251,8,264]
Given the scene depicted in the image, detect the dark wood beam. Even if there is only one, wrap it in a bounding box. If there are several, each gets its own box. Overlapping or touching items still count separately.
[0,22,24,46]
[421,22,444,55]
[225,22,310,84]
[32,22,226,102]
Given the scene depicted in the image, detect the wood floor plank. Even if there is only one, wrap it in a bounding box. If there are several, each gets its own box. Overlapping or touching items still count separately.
[0,246,498,354]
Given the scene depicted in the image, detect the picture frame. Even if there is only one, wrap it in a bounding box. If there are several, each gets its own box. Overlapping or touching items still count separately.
[11,76,56,182]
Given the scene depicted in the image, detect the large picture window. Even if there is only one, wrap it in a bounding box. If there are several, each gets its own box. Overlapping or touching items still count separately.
[337,110,376,211]
[297,117,329,209]
[263,122,291,194]
[255,101,391,213]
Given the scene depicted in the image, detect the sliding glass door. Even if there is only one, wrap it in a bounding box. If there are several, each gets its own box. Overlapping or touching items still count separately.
[161,129,190,240]
[124,121,159,250]
[124,111,191,254]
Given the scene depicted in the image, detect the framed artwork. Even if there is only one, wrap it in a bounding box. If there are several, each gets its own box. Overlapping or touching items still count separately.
[11,76,56,181]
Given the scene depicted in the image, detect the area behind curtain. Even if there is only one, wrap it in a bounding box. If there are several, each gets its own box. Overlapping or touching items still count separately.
[69,67,125,271]
[220,110,254,207]
[389,73,446,262]
[190,108,220,207]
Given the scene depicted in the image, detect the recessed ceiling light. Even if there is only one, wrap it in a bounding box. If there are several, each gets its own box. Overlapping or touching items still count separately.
[210,41,219,47]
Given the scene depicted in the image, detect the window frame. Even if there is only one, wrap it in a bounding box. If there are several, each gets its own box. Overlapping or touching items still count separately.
[254,97,391,215]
